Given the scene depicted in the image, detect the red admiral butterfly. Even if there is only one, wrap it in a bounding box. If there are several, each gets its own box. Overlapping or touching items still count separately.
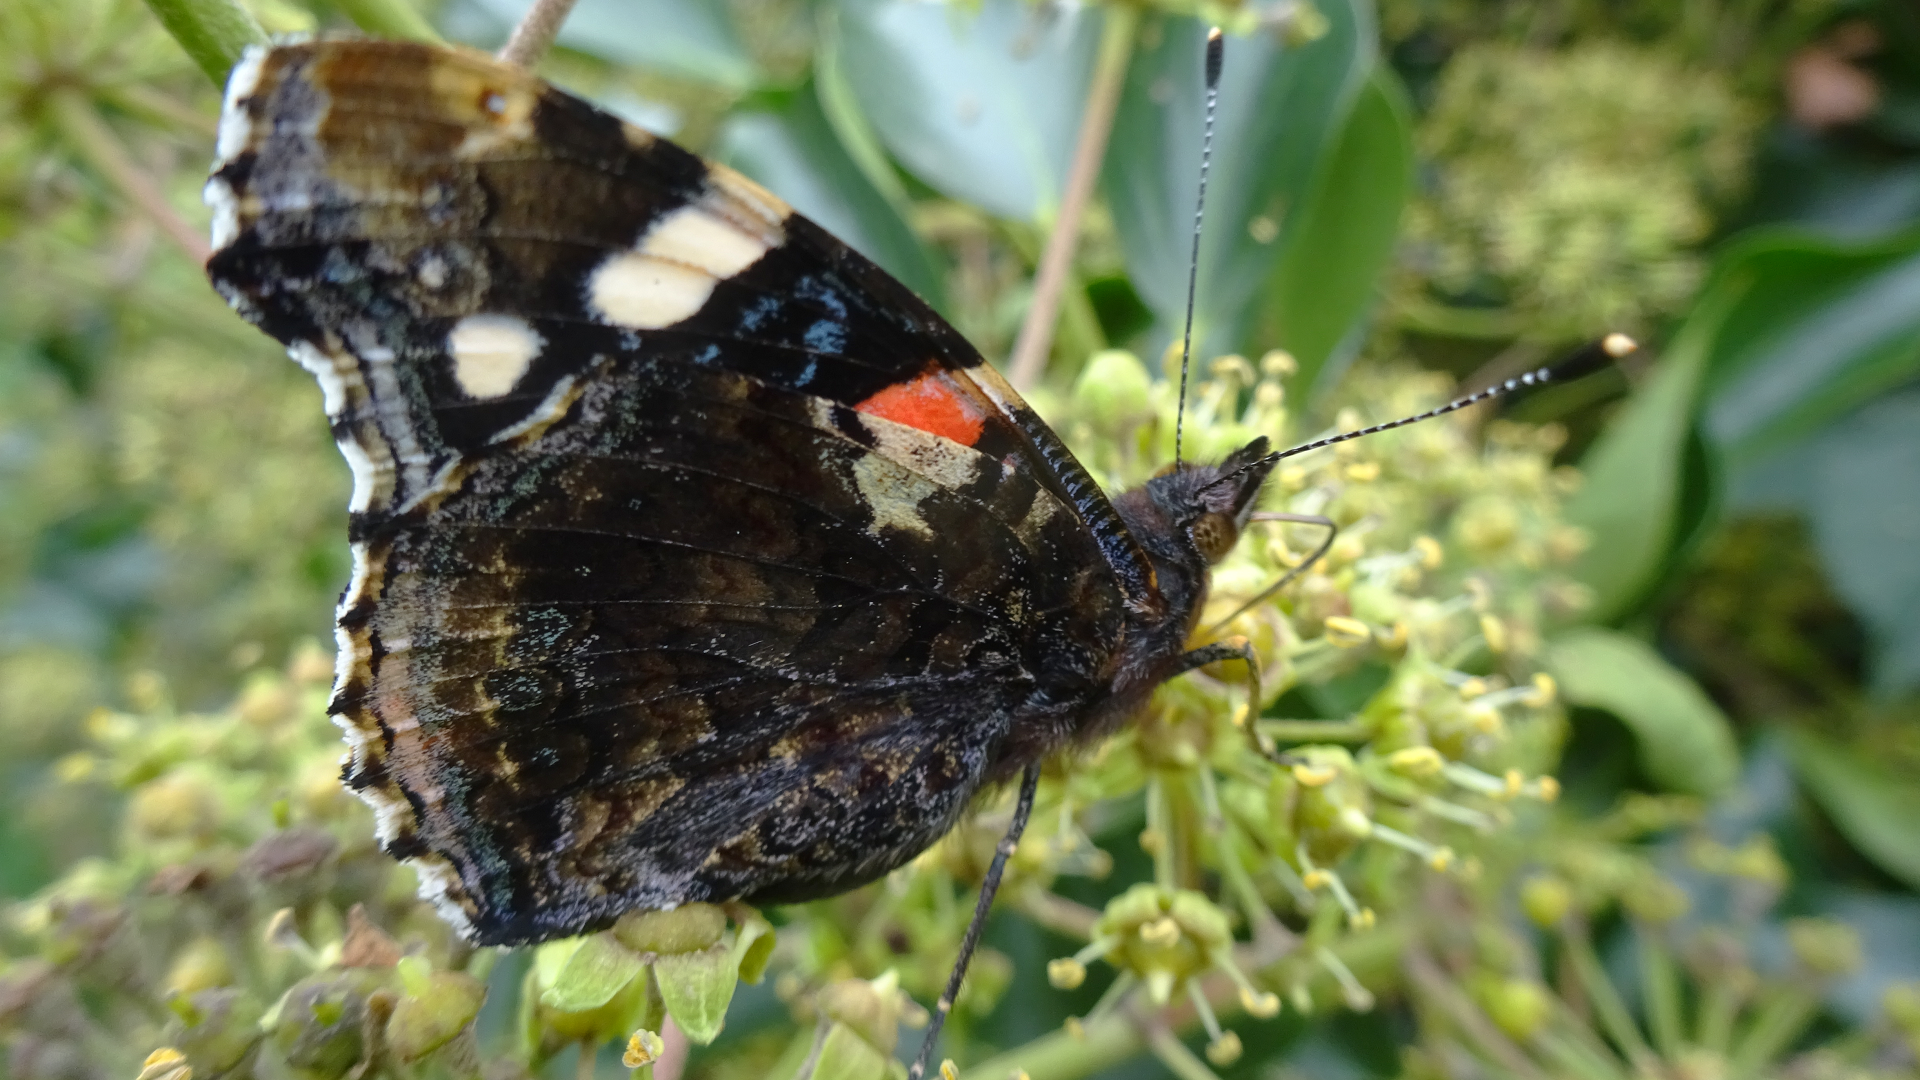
[203,34,1624,1072]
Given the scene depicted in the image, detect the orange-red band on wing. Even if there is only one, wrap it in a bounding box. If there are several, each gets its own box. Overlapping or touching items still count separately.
[853,369,987,447]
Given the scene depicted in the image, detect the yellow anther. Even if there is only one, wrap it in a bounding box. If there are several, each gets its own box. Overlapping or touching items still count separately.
[1603,332,1638,358]
[939,1060,960,1080]
[1064,1016,1086,1039]
[1292,763,1338,787]
[1241,986,1282,1018]
[1344,461,1381,482]
[1260,349,1298,377]
[1207,1031,1245,1066]
[1047,958,1087,990]
[1140,917,1181,946]
[1479,613,1508,654]
[1138,828,1162,854]
[1413,535,1444,569]
[1535,776,1561,803]
[1388,746,1444,777]
[1468,704,1503,734]
[1302,869,1331,890]
[1527,672,1558,706]
[1378,621,1410,649]
[1504,769,1525,798]
[1351,908,1377,930]
[137,1049,192,1080]
[622,1030,665,1068]
[1458,677,1489,700]
[1323,616,1371,647]
[1428,846,1456,873]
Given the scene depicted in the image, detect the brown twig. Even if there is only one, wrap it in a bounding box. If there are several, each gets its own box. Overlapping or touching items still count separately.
[50,92,210,265]
[1005,4,1139,389]
[498,0,581,68]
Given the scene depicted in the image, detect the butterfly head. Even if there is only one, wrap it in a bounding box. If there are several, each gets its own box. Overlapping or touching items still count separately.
[1138,437,1276,566]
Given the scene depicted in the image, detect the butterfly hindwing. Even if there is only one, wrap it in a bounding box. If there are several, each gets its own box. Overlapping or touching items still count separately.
[206,40,1141,942]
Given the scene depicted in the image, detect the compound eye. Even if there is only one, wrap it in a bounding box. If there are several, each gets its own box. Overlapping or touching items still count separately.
[1189,511,1237,563]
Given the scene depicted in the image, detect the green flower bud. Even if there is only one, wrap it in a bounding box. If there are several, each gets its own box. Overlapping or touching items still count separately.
[271,971,385,1079]
[1093,885,1234,1003]
[613,905,726,955]
[1786,918,1861,978]
[1475,976,1550,1040]
[386,967,485,1063]
[166,988,264,1076]
[1073,350,1154,431]
[164,938,232,998]
[1519,875,1571,928]
[818,970,911,1058]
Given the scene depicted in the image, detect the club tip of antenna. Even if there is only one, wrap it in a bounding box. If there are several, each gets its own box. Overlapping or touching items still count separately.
[1602,332,1638,358]
[1205,27,1225,86]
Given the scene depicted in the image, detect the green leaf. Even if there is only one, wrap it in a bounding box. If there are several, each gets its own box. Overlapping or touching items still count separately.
[1804,388,1920,692]
[1543,628,1739,797]
[466,0,760,90]
[1104,4,1371,358]
[715,84,949,311]
[1566,286,1732,621]
[828,0,1102,222]
[1260,64,1412,394]
[1702,228,1920,469]
[1787,728,1920,891]
[333,0,439,42]
[141,0,268,86]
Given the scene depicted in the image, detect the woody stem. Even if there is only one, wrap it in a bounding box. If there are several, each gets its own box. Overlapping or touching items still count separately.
[499,0,581,67]
[1005,3,1138,389]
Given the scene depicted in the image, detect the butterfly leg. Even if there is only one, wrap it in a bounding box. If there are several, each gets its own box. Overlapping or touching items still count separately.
[908,760,1043,1080]
[1202,512,1338,635]
[1173,637,1284,765]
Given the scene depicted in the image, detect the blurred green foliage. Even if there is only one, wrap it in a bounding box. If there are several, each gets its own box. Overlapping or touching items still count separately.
[0,0,1917,1077]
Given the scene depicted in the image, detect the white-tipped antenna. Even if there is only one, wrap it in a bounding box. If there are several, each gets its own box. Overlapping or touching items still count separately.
[1198,333,1639,631]
[1198,334,1640,503]
[1173,26,1226,470]
[1272,332,1638,462]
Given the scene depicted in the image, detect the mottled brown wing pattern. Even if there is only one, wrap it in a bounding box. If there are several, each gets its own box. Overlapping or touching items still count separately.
[204,40,1136,943]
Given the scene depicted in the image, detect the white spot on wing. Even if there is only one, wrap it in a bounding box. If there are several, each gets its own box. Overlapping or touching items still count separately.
[587,251,717,330]
[641,205,773,278]
[586,199,780,329]
[447,314,543,398]
[214,46,266,165]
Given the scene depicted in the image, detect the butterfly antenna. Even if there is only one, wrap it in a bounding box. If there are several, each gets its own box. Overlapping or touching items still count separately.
[908,762,1042,1080]
[1270,333,1637,463]
[1195,333,1639,499]
[1173,26,1225,470]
